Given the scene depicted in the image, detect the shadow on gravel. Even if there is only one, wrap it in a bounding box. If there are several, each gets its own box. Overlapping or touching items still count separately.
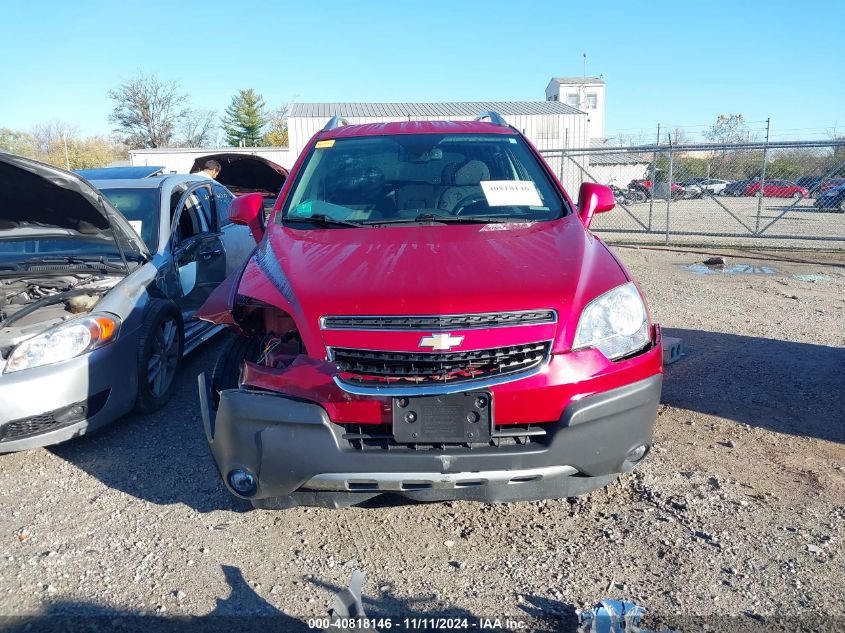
[662,328,845,443]
[48,337,249,513]
[4,564,309,632]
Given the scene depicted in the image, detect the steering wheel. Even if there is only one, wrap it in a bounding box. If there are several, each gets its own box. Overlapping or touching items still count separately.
[453,193,490,216]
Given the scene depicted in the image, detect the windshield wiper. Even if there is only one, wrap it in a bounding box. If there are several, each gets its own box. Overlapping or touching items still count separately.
[365,213,511,225]
[18,256,127,272]
[283,214,363,228]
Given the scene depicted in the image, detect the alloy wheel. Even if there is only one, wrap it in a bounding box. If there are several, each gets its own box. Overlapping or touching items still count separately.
[147,317,180,397]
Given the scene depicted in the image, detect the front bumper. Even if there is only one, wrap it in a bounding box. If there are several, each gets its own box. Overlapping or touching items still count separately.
[199,373,662,508]
[0,333,139,453]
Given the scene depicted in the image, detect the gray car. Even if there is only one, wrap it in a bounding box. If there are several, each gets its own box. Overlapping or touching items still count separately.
[0,154,259,452]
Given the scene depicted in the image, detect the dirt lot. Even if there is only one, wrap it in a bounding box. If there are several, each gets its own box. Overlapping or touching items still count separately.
[0,247,843,632]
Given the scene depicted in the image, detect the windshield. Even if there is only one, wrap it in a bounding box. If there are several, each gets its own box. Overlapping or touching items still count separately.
[99,187,160,250]
[0,236,123,266]
[279,133,567,225]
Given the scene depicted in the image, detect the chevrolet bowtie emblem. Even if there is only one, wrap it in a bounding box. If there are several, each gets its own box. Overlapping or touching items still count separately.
[418,333,465,351]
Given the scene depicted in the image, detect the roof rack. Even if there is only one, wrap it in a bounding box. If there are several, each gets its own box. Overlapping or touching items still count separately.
[474,111,508,127]
[323,116,350,131]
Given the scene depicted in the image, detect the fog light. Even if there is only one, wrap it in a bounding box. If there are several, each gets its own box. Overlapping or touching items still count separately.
[228,469,257,496]
[626,444,649,463]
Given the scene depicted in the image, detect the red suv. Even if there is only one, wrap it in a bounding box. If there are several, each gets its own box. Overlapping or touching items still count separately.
[197,113,663,509]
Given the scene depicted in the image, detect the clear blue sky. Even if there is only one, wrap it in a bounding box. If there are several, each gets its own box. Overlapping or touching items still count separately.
[2,0,843,142]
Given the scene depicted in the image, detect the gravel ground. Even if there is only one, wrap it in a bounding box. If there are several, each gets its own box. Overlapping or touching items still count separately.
[0,246,843,632]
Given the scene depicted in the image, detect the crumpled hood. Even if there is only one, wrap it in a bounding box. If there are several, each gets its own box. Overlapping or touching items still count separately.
[235,216,628,354]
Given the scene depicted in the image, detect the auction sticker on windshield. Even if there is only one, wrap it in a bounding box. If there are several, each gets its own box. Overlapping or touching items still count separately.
[128,220,142,235]
[481,180,543,207]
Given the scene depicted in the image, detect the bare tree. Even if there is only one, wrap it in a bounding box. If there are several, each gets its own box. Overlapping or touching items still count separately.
[670,127,688,145]
[30,120,79,156]
[108,73,188,148]
[704,114,749,144]
[24,120,124,169]
[179,109,217,147]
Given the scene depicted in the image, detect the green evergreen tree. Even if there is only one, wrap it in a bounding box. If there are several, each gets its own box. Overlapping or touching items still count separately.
[221,89,268,146]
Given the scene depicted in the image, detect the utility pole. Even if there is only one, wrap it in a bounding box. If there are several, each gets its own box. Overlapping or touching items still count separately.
[62,131,70,170]
[666,134,674,246]
[754,117,771,234]
[648,123,660,231]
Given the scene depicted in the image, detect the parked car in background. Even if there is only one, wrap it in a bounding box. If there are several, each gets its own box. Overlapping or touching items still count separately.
[698,178,730,195]
[678,179,704,199]
[796,176,824,197]
[0,156,256,452]
[629,179,685,200]
[744,179,809,198]
[817,178,845,196]
[814,184,845,212]
[197,113,663,509]
[723,179,753,197]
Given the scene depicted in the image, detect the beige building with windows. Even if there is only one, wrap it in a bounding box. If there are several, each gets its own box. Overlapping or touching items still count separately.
[545,77,605,142]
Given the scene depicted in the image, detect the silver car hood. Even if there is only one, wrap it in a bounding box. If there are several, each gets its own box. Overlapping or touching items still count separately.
[0,152,150,260]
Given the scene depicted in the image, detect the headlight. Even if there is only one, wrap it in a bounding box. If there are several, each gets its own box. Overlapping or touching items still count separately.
[572,282,650,360]
[4,314,121,373]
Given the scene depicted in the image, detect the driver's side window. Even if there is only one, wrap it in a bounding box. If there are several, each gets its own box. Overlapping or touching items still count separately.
[175,186,213,243]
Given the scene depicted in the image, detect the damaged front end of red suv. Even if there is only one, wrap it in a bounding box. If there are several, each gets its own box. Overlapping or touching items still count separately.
[196,116,663,509]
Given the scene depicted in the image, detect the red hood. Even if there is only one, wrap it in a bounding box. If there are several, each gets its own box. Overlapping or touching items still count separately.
[234,216,628,356]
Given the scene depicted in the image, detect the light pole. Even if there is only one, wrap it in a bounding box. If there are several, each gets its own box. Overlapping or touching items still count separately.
[62,131,70,170]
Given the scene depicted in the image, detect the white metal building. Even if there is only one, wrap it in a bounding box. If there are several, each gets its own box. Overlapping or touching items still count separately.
[287,101,588,160]
[545,77,605,141]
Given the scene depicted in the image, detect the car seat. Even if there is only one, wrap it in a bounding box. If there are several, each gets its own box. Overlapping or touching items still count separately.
[437,160,490,212]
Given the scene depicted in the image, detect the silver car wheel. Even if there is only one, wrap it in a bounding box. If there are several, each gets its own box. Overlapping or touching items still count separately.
[147,317,180,397]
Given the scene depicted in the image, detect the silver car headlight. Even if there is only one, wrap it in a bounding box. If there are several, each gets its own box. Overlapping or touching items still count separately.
[572,282,650,360]
[4,314,121,374]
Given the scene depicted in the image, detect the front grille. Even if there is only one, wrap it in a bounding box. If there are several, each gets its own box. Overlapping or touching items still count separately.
[322,310,556,331]
[0,390,109,443]
[332,341,551,386]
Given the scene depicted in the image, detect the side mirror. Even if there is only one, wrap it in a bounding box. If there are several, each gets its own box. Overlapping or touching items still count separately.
[577,182,615,229]
[229,192,265,242]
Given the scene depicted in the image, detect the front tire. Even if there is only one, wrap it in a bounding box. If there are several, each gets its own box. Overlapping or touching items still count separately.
[210,335,261,407]
[792,191,802,199]
[135,300,184,414]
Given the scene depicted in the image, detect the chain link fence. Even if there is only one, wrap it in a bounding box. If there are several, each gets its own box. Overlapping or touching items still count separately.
[540,140,845,248]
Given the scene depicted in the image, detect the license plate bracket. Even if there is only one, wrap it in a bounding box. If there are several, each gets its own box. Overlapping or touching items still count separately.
[392,391,493,444]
